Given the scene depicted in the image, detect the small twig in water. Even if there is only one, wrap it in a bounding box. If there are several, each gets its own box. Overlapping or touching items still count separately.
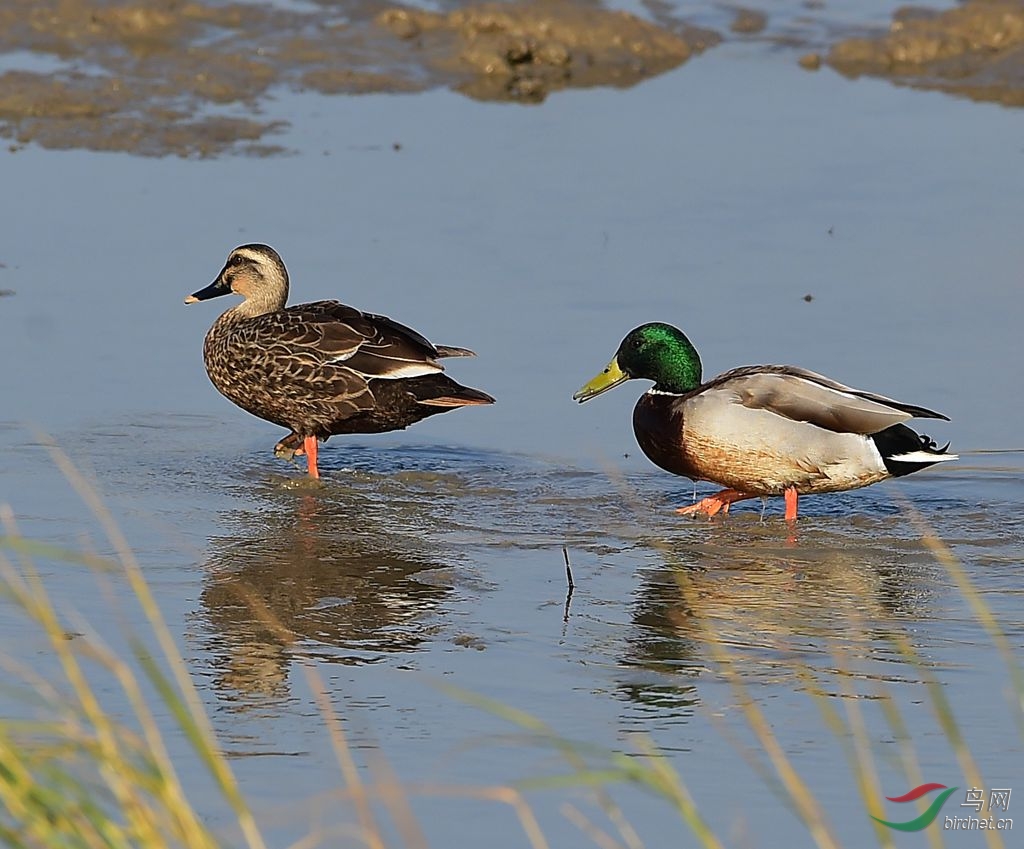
[562,546,575,622]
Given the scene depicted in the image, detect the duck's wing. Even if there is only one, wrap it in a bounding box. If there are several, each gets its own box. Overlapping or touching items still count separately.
[279,301,447,379]
[703,365,949,435]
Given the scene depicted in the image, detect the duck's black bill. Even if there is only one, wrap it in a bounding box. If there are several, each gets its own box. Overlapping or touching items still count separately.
[184,279,228,304]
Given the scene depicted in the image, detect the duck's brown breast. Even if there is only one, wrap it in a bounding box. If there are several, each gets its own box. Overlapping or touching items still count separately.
[632,393,702,479]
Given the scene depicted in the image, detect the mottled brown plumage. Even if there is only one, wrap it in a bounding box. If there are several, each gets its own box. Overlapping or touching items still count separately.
[185,244,494,477]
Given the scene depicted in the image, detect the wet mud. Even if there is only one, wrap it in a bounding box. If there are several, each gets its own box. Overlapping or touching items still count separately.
[0,0,716,157]
[7,1,1024,158]
[374,3,713,103]
[827,0,1024,107]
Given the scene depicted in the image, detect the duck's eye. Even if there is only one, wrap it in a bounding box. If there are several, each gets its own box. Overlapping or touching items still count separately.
[229,255,245,267]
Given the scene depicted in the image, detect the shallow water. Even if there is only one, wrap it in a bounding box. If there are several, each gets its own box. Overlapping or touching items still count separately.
[2,1,1023,846]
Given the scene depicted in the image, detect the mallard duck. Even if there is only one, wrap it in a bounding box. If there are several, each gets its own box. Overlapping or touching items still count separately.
[573,323,956,520]
[185,244,494,478]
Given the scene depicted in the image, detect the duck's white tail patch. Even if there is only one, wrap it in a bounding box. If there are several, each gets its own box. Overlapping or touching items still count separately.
[889,451,958,463]
[342,361,442,378]
[368,362,442,378]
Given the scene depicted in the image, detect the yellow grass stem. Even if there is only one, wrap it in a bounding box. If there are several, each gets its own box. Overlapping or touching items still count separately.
[871,678,945,849]
[408,784,551,849]
[302,663,387,849]
[560,802,628,849]
[0,516,162,846]
[833,646,894,849]
[41,439,268,849]
[669,567,842,849]
[900,496,1024,725]
[888,630,1002,849]
[439,682,723,849]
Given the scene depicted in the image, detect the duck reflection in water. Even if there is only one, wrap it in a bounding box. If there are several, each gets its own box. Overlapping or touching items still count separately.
[198,487,454,705]
[616,521,936,717]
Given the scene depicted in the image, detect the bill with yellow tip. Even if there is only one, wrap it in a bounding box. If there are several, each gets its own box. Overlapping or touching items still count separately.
[572,357,630,403]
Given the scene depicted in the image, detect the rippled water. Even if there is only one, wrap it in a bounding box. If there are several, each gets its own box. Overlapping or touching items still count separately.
[2,1,1023,845]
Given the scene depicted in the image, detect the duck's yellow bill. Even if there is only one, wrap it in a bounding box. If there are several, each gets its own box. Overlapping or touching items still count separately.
[573,358,629,403]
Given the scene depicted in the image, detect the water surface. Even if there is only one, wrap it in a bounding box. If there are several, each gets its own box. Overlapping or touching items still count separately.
[1,3,1022,846]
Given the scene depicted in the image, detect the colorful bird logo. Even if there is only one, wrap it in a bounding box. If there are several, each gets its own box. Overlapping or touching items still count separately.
[872,783,959,831]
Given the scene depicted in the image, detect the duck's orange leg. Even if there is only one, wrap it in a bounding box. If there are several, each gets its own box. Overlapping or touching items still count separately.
[784,486,799,522]
[677,489,755,517]
[303,436,320,479]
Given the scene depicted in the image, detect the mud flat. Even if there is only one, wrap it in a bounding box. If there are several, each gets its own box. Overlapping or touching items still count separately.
[373,3,715,103]
[0,0,716,156]
[827,0,1024,106]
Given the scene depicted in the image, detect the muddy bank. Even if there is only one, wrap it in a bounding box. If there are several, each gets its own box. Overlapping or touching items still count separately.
[827,0,1024,107]
[10,0,1024,159]
[374,3,714,103]
[0,0,717,157]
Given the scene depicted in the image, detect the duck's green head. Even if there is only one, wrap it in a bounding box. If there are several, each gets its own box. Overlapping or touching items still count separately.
[573,323,702,402]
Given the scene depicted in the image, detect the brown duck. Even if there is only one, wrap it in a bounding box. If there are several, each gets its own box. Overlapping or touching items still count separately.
[185,244,494,478]
[573,323,956,520]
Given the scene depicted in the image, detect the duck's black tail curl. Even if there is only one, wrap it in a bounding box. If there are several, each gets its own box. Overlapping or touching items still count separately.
[871,424,957,477]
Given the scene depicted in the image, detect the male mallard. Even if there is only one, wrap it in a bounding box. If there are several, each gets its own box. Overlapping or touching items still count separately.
[186,244,494,478]
[573,323,956,520]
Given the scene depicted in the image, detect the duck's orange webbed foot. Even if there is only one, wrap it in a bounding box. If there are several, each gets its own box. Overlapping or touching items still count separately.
[676,488,755,518]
